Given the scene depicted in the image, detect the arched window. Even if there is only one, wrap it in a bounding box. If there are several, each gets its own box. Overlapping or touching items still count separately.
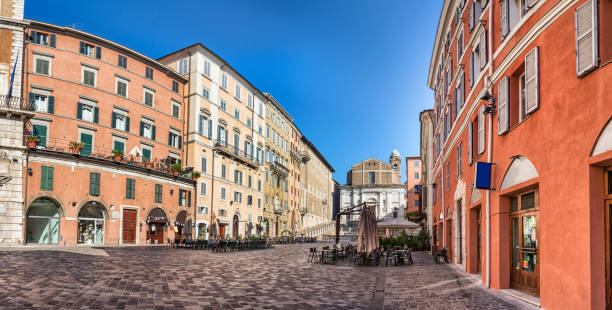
[78,202,105,244]
[26,198,60,244]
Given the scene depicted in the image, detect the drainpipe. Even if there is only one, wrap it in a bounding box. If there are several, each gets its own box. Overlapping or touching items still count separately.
[210,150,215,240]
[22,25,30,245]
[485,1,494,289]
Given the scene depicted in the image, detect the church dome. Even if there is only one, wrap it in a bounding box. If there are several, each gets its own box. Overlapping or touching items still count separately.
[391,149,400,158]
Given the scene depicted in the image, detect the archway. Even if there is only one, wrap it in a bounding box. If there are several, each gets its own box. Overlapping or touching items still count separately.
[77,202,105,244]
[147,208,167,244]
[232,214,239,239]
[175,210,187,242]
[263,219,269,236]
[26,197,60,244]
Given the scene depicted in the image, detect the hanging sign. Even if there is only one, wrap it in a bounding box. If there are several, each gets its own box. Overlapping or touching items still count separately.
[475,162,493,190]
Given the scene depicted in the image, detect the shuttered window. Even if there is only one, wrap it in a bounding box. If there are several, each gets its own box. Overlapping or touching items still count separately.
[40,166,54,191]
[526,0,539,9]
[498,76,510,135]
[155,184,162,203]
[478,105,485,154]
[468,121,473,165]
[524,47,539,114]
[89,172,100,196]
[469,52,474,88]
[500,0,509,40]
[479,30,487,69]
[575,0,598,77]
[457,142,462,178]
[126,178,135,199]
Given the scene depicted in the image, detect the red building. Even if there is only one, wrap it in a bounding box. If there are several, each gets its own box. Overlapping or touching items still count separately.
[427,0,612,308]
[22,20,195,246]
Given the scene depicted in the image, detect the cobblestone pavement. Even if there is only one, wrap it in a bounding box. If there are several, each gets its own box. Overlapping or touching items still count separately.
[0,244,535,309]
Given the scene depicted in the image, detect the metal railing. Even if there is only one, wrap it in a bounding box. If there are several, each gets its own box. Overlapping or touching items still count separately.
[270,160,289,177]
[24,134,189,178]
[213,139,260,168]
[0,95,35,111]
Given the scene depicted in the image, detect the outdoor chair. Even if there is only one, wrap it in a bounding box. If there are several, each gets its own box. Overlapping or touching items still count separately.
[322,249,337,264]
[404,248,414,265]
[385,249,397,266]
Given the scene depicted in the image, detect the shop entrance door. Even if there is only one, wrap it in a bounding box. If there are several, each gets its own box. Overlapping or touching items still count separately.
[446,219,452,261]
[122,209,137,244]
[476,208,482,274]
[509,191,539,297]
[604,167,612,309]
[219,225,226,238]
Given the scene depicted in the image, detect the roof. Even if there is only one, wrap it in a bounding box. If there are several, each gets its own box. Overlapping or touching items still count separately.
[301,136,335,172]
[27,20,188,83]
[426,0,452,89]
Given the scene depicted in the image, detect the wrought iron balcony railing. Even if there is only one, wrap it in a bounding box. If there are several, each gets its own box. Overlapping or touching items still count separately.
[270,159,289,177]
[290,148,301,161]
[213,139,260,168]
[0,95,35,112]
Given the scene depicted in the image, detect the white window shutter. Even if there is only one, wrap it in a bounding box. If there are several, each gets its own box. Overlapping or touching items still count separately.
[469,3,475,31]
[575,0,598,77]
[478,105,485,154]
[500,0,509,40]
[479,30,487,69]
[468,121,473,165]
[469,53,474,88]
[460,71,465,108]
[526,0,539,9]
[497,77,510,135]
[524,47,539,114]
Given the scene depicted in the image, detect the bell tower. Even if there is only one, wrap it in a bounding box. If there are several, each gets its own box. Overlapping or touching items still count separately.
[390,149,401,184]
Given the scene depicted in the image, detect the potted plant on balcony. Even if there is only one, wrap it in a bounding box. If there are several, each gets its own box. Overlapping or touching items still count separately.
[144,158,153,169]
[69,141,84,154]
[112,149,124,161]
[171,163,182,176]
[191,171,201,180]
[26,136,39,148]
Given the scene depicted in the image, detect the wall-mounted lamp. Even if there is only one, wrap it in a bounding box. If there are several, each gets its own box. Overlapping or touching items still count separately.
[170,189,174,195]
[481,92,496,114]
[27,168,32,176]
[72,202,77,207]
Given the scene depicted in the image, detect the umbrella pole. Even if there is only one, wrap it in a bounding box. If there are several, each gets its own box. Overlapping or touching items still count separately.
[335,215,340,245]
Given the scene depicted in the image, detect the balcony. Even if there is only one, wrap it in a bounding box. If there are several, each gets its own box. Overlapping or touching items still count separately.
[213,139,259,169]
[270,159,289,177]
[0,95,35,117]
[23,134,194,181]
[300,150,310,163]
[290,148,301,161]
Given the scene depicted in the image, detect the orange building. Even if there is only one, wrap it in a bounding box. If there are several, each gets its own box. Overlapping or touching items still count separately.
[404,156,422,215]
[22,20,194,246]
[427,0,612,308]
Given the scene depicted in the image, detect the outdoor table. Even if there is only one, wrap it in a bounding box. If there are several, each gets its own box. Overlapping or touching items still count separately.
[320,248,331,264]
[393,250,407,265]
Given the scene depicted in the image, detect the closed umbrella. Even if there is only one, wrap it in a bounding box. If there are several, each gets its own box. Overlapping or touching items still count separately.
[357,206,379,254]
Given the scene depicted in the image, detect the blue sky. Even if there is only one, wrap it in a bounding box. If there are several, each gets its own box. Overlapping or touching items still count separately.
[25,0,442,183]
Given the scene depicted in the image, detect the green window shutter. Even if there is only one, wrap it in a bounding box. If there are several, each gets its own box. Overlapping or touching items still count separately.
[30,31,36,43]
[111,112,117,128]
[33,125,47,148]
[126,179,130,198]
[95,46,101,59]
[168,133,172,146]
[29,92,35,103]
[40,166,47,190]
[48,96,54,114]
[155,184,162,203]
[139,121,144,136]
[125,116,130,132]
[178,136,182,149]
[79,41,85,54]
[42,166,54,191]
[142,148,151,162]
[187,190,191,207]
[179,189,183,206]
[77,102,83,119]
[50,34,56,48]
[80,133,92,155]
[151,125,156,140]
[90,172,101,196]
[93,107,99,123]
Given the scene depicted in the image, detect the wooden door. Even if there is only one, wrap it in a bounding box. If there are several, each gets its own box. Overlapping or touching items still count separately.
[476,209,482,274]
[122,209,137,244]
[605,167,612,309]
[219,225,225,238]
[510,211,539,296]
[147,223,164,244]
[447,219,452,260]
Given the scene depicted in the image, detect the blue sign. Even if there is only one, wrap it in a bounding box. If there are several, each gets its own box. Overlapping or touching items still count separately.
[475,162,493,190]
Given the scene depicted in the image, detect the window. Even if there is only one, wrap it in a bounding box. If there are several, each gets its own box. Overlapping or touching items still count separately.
[234,191,242,203]
[32,123,48,147]
[234,109,240,120]
[198,114,211,138]
[221,73,227,90]
[576,0,598,76]
[248,175,252,188]
[524,47,539,114]
[258,198,261,208]
[82,67,97,87]
[126,178,135,199]
[172,101,180,119]
[204,61,211,77]
[198,206,208,215]
[369,172,375,184]
[247,117,252,128]
[172,81,179,93]
[221,164,226,178]
[414,172,420,179]
[497,76,510,134]
[112,137,125,153]
[235,84,241,100]
[77,102,98,123]
[446,162,450,191]
[247,195,253,205]
[457,142,462,178]
[79,131,94,155]
[79,42,98,58]
[116,77,128,97]
[220,100,227,111]
[221,187,226,200]
[200,182,207,196]
[143,88,154,107]
[89,172,100,196]
[202,87,209,99]
[469,1,482,32]
[30,31,53,46]
[142,144,152,162]
[478,105,485,154]
[33,94,49,113]
[118,55,127,68]
[248,93,253,109]
[40,166,54,190]
[219,209,227,217]
[155,184,162,203]
[145,67,153,79]
[139,121,155,140]
[34,55,51,76]
[457,32,464,60]
[169,131,181,149]
[258,179,261,191]
[177,58,188,75]
[201,157,207,173]
[414,161,420,167]
[234,169,243,184]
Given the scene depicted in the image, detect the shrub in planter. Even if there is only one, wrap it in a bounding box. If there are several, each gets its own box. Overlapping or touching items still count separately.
[26,136,39,148]
[171,163,182,176]
[69,141,84,153]
[191,171,201,180]
[112,149,124,161]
